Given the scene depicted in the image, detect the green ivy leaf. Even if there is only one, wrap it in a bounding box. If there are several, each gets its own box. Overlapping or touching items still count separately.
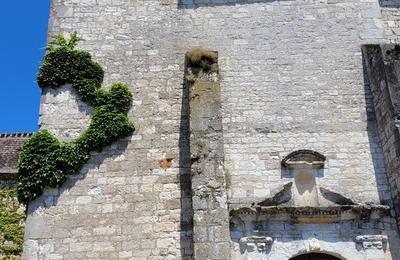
[17,33,135,204]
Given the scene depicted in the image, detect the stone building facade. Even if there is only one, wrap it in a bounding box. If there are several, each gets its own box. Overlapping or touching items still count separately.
[20,0,400,259]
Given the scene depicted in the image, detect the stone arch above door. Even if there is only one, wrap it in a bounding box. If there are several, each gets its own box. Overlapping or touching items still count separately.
[289,252,343,260]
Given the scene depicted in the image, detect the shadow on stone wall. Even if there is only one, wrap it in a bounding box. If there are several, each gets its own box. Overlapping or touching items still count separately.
[380,0,400,8]
[23,138,132,253]
[26,139,130,213]
[362,55,400,259]
[362,56,393,207]
[178,0,290,9]
[178,58,194,259]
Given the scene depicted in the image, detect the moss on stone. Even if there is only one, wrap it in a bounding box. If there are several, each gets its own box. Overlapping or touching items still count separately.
[186,49,218,73]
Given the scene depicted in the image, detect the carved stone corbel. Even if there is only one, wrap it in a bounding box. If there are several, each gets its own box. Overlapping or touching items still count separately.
[308,238,321,251]
[239,236,273,252]
[355,235,388,250]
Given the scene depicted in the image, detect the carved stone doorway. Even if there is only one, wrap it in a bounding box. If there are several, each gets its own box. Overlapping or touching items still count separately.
[290,253,341,260]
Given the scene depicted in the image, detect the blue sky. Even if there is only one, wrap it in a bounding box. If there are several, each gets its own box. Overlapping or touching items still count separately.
[0,1,50,133]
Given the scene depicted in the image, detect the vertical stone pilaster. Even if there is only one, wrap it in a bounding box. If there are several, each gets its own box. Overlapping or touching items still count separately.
[186,50,230,260]
[363,44,400,231]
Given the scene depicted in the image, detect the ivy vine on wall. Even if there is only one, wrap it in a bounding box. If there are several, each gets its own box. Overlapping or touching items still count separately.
[17,33,135,204]
[0,189,25,258]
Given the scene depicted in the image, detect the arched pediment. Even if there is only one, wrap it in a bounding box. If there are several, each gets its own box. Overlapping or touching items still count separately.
[282,150,326,168]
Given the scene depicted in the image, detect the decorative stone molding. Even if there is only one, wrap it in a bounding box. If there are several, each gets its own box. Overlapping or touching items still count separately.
[258,182,292,207]
[393,114,400,128]
[230,204,389,217]
[229,204,390,227]
[355,235,388,250]
[239,235,273,252]
[281,150,325,168]
[308,238,321,251]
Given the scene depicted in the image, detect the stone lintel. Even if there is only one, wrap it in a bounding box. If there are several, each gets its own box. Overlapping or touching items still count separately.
[355,235,388,250]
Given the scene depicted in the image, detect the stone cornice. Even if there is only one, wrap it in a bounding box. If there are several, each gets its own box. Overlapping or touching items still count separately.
[230,204,390,223]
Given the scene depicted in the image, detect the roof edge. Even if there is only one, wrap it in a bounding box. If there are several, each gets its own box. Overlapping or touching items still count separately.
[0,133,35,138]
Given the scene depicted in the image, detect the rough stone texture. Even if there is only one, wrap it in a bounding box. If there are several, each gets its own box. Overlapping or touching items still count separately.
[380,0,400,44]
[187,60,230,259]
[363,44,400,232]
[23,0,400,259]
[39,85,93,142]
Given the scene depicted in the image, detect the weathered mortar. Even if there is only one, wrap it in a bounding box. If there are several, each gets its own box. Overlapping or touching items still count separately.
[24,0,400,259]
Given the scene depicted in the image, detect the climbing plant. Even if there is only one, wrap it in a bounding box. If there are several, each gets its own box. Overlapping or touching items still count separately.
[17,33,135,204]
[0,189,25,258]
[186,49,218,73]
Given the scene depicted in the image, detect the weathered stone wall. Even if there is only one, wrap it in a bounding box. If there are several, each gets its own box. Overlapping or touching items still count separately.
[380,0,400,43]
[39,85,93,142]
[24,0,400,259]
[187,54,230,259]
[363,44,400,233]
[230,215,398,260]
